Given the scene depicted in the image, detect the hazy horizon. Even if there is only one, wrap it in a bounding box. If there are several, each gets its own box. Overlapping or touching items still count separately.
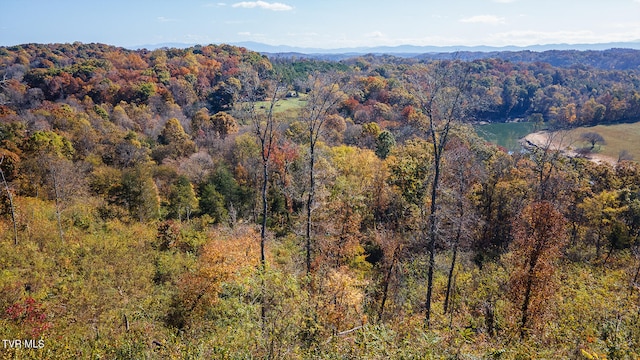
[2,1,640,50]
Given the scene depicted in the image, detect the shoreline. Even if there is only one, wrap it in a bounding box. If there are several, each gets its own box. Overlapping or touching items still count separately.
[520,130,618,166]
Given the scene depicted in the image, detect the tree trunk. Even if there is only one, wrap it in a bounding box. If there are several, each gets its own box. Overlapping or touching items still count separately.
[519,258,537,339]
[51,168,64,243]
[306,142,315,274]
[0,163,18,245]
[445,175,466,314]
[378,249,397,322]
[443,238,459,314]
[425,152,441,327]
[260,161,268,328]
[261,162,268,266]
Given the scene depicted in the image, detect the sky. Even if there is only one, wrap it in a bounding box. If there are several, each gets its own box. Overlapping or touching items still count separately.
[2,0,640,49]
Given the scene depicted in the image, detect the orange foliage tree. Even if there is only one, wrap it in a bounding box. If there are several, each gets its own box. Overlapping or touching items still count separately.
[168,227,259,329]
[508,201,567,339]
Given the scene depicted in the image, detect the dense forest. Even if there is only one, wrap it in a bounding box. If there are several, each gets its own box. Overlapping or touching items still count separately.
[1,42,640,358]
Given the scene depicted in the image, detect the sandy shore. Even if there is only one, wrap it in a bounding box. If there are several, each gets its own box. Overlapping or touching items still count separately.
[521,131,618,166]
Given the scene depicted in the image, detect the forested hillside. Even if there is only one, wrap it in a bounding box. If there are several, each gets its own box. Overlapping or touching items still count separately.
[1,42,639,358]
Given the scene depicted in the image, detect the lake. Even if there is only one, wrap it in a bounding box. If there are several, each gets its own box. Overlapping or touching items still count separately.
[474,122,537,151]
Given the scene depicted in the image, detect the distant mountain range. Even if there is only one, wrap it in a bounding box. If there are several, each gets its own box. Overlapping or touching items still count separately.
[131,40,640,55]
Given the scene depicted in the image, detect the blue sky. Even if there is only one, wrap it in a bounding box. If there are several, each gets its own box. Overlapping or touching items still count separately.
[2,0,640,48]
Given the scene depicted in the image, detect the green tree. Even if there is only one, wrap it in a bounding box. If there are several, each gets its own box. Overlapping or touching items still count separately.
[199,183,228,224]
[375,130,396,159]
[119,164,160,222]
[168,175,198,222]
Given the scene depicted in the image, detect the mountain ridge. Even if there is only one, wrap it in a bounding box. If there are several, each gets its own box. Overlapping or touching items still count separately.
[130,40,640,54]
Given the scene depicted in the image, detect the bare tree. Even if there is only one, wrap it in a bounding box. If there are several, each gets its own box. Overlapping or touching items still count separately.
[300,73,346,274]
[0,155,18,245]
[581,131,605,151]
[618,149,634,162]
[442,142,481,314]
[529,129,571,202]
[43,156,88,243]
[235,66,286,329]
[405,60,472,327]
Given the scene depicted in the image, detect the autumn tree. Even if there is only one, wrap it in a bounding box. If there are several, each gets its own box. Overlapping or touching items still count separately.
[579,189,624,259]
[22,130,79,242]
[211,111,239,139]
[153,118,196,162]
[234,64,283,328]
[508,201,567,339]
[473,150,531,261]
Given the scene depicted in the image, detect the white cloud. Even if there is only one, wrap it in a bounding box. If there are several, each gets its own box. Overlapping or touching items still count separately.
[238,31,266,38]
[366,31,385,39]
[460,15,506,25]
[232,1,293,11]
[157,16,178,22]
[488,30,602,46]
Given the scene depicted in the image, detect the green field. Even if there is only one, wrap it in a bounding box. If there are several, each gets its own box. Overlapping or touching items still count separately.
[474,122,537,151]
[254,94,308,114]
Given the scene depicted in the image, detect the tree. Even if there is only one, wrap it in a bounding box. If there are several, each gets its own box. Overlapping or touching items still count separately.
[119,164,160,222]
[581,131,605,151]
[237,67,284,267]
[168,175,198,222]
[579,190,621,258]
[405,61,472,327]
[528,130,570,202]
[441,141,481,314]
[153,118,196,162]
[0,155,18,245]
[300,73,346,274]
[375,130,395,159]
[199,183,228,224]
[211,111,239,139]
[508,201,567,339]
[235,65,283,329]
[22,130,78,242]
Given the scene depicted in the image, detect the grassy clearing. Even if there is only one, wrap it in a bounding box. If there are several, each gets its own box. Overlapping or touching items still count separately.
[566,122,640,161]
[254,94,308,114]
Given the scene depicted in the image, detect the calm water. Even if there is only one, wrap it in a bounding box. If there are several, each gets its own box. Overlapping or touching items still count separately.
[474,122,537,152]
